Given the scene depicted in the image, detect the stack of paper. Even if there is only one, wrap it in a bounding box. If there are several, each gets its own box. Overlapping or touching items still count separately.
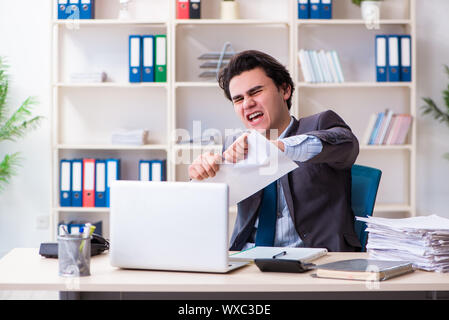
[69,72,107,83]
[111,129,149,145]
[356,215,449,272]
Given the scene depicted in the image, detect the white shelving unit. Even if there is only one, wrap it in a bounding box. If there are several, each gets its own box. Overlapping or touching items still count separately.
[50,0,416,240]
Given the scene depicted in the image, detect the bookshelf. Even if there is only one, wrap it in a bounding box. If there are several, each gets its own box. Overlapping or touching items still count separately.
[50,0,416,240]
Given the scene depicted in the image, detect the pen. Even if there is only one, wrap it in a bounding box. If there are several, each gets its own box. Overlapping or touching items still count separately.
[272,251,287,259]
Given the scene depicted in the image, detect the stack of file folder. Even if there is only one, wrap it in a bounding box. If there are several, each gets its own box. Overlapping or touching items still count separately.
[298,49,344,83]
[298,0,332,19]
[357,215,449,272]
[111,129,149,145]
[375,34,412,82]
[129,35,167,83]
[57,0,95,20]
[60,158,120,208]
[138,160,166,182]
[176,0,201,19]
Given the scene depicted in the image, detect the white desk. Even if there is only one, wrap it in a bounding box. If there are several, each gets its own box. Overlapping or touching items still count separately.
[1,248,449,300]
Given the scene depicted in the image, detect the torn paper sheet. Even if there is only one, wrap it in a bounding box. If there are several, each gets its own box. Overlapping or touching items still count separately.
[196,130,298,206]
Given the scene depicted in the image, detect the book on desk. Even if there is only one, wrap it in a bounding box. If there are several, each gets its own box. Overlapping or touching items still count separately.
[313,259,414,281]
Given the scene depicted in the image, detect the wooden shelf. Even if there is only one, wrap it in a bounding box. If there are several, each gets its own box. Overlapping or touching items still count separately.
[297,82,413,88]
[174,144,223,151]
[54,82,167,88]
[175,82,220,88]
[175,19,289,26]
[297,19,411,26]
[50,0,417,240]
[55,144,169,151]
[56,207,110,213]
[53,19,167,26]
[360,144,413,151]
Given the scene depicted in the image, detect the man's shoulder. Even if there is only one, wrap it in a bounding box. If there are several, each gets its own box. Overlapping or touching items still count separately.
[300,109,347,130]
[302,109,340,122]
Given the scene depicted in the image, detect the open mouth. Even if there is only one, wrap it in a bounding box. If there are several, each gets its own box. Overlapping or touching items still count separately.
[246,111,264,124]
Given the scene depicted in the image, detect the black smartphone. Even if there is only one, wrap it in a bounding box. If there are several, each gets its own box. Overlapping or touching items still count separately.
[254,259,316,273]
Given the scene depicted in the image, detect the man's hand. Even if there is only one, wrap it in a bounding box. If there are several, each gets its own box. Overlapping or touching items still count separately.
[270,140,285,152]
[188,152,222,180]
[223,133,249,163]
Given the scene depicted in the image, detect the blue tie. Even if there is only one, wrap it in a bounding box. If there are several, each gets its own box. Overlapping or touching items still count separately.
[255,181,278,247]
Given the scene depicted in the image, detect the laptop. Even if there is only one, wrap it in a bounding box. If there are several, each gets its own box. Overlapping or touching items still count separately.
[109,181,248,273]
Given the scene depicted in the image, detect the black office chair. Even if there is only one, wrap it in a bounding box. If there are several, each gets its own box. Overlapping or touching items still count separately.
[351,164,382,252]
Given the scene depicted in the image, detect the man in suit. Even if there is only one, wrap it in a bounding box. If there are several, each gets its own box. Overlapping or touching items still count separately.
[188,50,361,252]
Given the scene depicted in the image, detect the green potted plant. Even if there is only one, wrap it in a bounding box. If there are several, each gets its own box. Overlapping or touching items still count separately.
[0,57,43,192]
[421,65,449,161]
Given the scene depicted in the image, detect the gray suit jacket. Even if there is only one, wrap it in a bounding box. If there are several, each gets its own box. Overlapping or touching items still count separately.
[226,110,362,252]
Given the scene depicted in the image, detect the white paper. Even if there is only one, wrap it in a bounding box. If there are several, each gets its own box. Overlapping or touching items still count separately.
[357,215,449,272]
[196,130,298,207]
[357,215,449,231]
[229,246,328,262]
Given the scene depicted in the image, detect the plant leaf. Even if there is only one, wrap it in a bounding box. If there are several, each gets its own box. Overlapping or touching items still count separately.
[443,152,449,162]
[421,97,449,125]
[0,96,44,142]
[0,56,9,124]
[0,152,22,192]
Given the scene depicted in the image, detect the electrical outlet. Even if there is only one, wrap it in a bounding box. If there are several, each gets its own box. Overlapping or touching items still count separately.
[36,215,49,230]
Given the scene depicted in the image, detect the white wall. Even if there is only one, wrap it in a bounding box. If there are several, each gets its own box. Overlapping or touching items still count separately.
[0,0,51,257]
[0,0,448,257]
[416,0,449,216]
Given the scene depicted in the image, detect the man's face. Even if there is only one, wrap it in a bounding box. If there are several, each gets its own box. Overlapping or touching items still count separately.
[229,67,291,134]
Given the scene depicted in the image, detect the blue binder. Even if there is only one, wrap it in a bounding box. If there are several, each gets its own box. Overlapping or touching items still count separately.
[387,35,400,82]
[150,160,166,181]
[60,159,72,207]
[320,0,332,19]
[58,0,69,19]
[298,0,309,19]
[310,0,320,19]
[375,35,388,82]
[400,35,411,82]
[139,160,151,181]
[142,35,154,82]
[95,159,106,207]
[129,35,142,83]
[67,0,80,20]
[106,159,120,207]
[80,0,95,19]
[71,159,83,207]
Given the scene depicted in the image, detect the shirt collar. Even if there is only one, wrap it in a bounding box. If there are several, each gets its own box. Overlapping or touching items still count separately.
[279,116,294,139]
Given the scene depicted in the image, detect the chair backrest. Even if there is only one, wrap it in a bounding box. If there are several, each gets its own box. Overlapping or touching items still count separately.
[351,164,382,251]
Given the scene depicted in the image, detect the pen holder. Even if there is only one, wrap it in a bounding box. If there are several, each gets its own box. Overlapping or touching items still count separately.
[57,234,91,277]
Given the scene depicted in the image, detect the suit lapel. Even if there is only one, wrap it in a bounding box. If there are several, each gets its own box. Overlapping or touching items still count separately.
[280,117,300,225]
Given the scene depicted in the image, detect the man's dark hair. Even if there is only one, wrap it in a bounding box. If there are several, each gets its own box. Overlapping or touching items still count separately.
[218,50,295,110]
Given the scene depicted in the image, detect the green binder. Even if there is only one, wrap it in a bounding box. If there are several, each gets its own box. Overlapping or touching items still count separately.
[155,35,167,83]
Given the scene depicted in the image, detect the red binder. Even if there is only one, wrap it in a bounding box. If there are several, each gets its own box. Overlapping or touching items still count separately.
[177,0,189,19]
[82,158,95,207]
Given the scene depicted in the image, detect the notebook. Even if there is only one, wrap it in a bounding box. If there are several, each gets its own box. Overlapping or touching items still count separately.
[229,246,328,262]
[314,259,414,281]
